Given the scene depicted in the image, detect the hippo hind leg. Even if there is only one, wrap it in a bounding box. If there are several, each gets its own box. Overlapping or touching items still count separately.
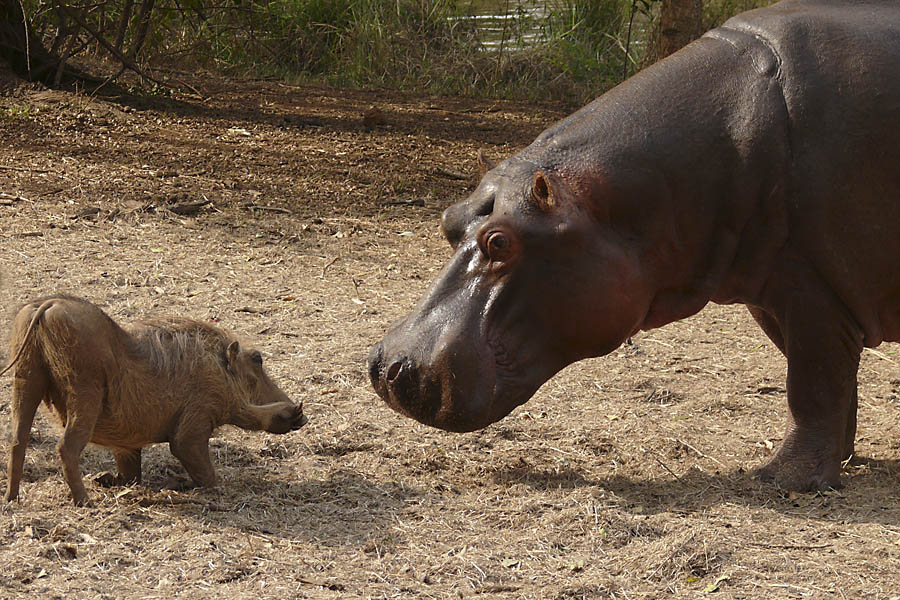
[747,305,785,353]
[749,304,859,467]
[746,288,861,492]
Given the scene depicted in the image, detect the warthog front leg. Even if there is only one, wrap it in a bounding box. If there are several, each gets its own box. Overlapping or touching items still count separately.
[169,415,217,489]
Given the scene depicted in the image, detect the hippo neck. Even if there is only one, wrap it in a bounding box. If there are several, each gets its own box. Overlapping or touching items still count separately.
[523,28,792,331]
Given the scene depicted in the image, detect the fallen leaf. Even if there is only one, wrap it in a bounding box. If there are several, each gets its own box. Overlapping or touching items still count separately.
[703,576,729,593]
[81,533,98,544]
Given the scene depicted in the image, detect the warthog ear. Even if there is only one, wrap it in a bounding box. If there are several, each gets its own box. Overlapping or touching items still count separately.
[226,340,241,371]
[476,150,496,176]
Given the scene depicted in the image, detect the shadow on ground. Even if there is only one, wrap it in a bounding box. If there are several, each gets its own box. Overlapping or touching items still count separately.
[488,455,900,527]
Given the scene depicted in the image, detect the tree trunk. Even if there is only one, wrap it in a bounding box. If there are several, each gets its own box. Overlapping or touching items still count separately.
[656,0,702,60]
[0,0,103,88]
[0,0,62,84]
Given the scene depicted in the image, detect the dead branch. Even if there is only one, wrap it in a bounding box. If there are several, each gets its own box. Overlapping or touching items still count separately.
[53,1,174,92]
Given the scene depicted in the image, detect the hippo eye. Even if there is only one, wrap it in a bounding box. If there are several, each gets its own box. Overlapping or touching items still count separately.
[485,231,513,262]
[250,351,263,365]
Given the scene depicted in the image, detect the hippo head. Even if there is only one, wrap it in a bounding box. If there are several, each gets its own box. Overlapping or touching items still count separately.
[368,154,653,432]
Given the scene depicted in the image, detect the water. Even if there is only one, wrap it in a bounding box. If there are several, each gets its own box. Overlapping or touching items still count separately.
[454,0,550,51]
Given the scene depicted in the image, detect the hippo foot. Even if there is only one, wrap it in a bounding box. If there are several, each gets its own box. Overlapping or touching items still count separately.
[752,452,842,492]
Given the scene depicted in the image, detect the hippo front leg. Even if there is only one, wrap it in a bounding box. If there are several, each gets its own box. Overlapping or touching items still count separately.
[750,282,862,492]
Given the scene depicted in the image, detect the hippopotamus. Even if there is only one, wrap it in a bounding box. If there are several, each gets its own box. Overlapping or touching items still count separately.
[368,0,900,492]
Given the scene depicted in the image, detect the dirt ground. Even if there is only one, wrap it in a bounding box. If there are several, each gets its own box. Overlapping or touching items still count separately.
[0,74,899,600]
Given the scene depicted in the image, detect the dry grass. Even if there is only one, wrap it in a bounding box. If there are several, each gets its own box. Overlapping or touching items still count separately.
[0,77,899,599]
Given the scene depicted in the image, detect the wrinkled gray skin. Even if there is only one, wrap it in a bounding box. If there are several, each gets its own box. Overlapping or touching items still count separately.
[369,0,900,492]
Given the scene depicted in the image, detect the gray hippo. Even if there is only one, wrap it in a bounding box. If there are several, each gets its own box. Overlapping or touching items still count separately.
[369,0,900,492]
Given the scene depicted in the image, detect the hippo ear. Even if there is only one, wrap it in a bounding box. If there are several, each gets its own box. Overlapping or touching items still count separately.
[226,340,241,369]
[476,150,496,176]
[531,170,571,212]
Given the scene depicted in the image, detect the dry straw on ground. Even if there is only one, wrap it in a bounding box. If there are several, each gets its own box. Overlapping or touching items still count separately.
[0,77,899,599]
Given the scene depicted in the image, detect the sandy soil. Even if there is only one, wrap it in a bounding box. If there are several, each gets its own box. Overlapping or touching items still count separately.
[1,76,899,600]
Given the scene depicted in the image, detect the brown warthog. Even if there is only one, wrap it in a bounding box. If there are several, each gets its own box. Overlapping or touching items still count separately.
[1,295,307,506]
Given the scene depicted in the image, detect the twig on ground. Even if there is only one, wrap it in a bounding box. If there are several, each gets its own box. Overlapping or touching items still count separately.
[0,165,51,173]
[422,165,470,180]
[651,453,681,481]
[748,542,832,550]
[667,438,727,468]
[135,495,227,511]
[321,256,339,278]
[864,347,896,364]
[245,204,291,215]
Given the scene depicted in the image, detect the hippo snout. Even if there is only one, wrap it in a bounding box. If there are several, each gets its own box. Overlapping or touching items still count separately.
[368,342,445,427]
[367,342,418,399]
[368,341,385,390]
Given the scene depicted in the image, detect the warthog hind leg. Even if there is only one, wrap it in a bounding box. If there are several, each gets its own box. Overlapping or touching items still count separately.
[95,448,142,487]
[57,383,103,506]
[5,371,47,502]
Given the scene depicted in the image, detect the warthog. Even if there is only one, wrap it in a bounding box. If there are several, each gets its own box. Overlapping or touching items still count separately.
[1,295,307,506]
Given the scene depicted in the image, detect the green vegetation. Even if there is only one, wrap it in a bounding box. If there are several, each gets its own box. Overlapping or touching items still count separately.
[25,0,771,102]
[0,104,33,121]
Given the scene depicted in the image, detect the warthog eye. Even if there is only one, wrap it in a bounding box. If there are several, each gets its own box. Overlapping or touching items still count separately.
[485,231,513,263]
[250,351,263,365]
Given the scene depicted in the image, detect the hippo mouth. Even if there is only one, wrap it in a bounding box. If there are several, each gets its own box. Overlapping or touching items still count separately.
[368,350,444,427]
[368,333,542,433]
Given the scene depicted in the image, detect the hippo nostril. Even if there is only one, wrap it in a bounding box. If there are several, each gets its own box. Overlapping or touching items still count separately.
[386,361,403,382]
